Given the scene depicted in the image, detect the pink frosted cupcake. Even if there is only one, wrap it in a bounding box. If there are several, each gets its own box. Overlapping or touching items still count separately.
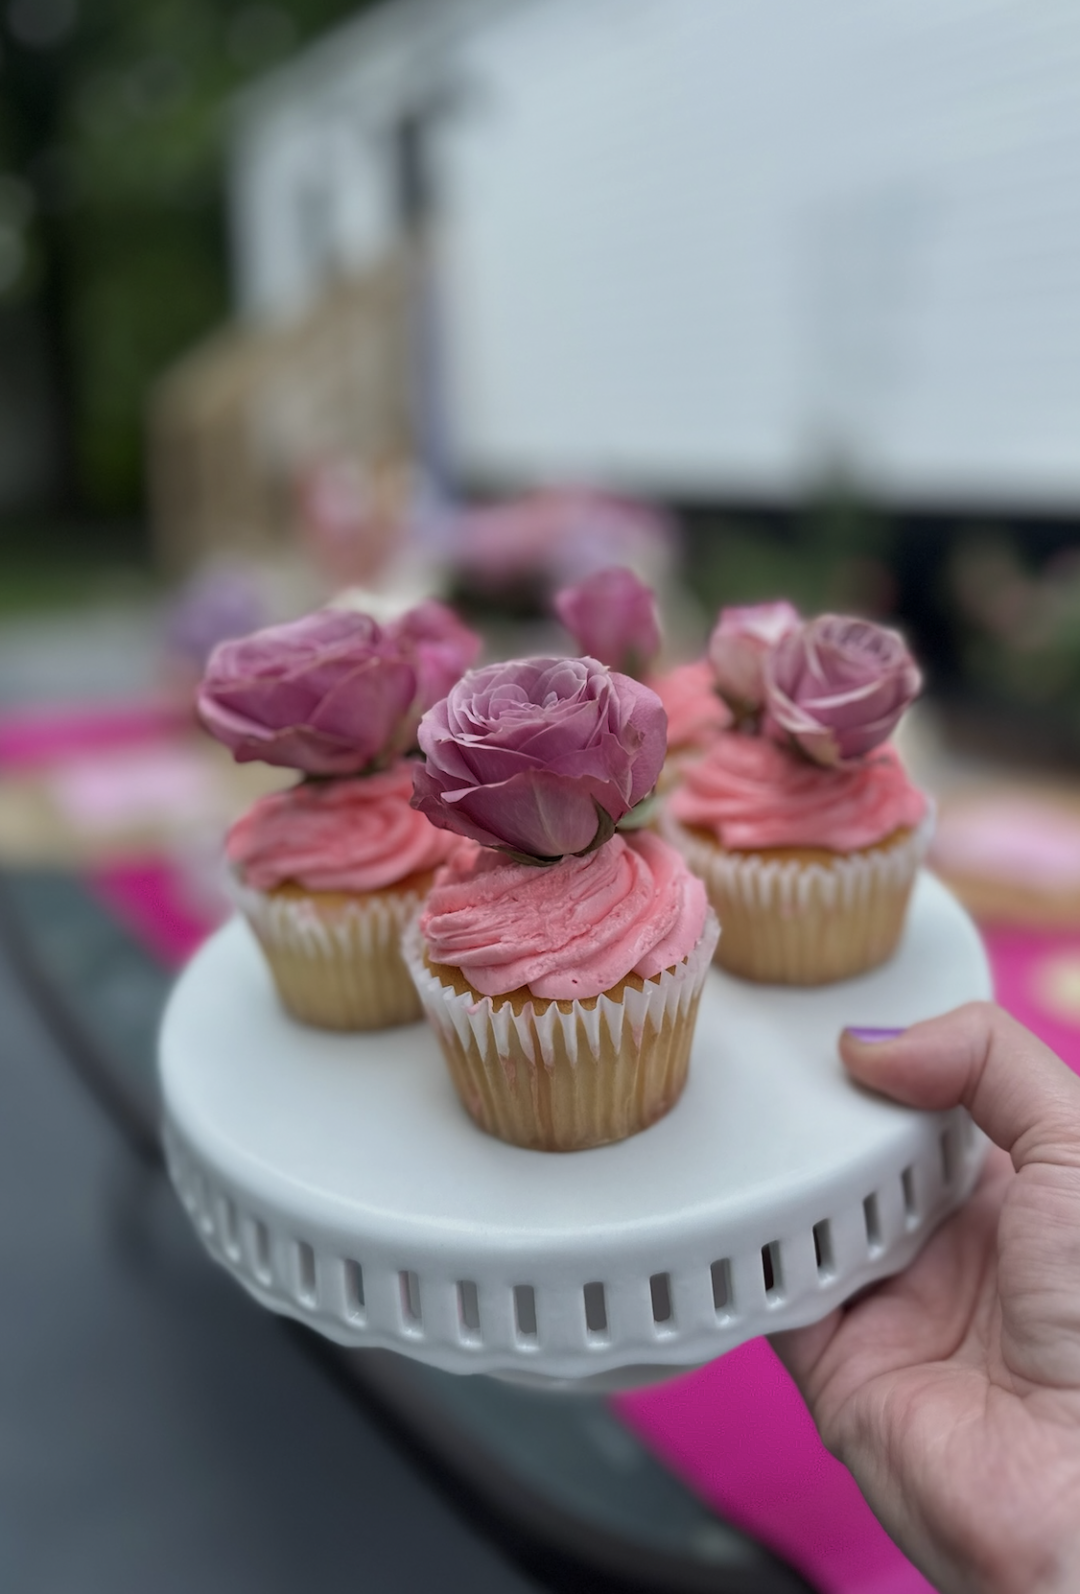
[227,764,462,1029]
[663,611,930,985]
[199,602,480,1029]
[404,655,719,1151]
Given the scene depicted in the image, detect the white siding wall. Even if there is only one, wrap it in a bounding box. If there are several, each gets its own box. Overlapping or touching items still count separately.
[233,0,1080,506]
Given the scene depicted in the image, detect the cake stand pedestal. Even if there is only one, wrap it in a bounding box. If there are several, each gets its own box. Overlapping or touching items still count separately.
[160,872,992,1390]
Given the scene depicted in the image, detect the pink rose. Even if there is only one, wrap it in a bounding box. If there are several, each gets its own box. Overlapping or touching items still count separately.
[554,566,661,678]
[708,601,800,718]
[764,614,922,767]
[388,599,482,714]
[198,608,417,775]
[411,656,667,860]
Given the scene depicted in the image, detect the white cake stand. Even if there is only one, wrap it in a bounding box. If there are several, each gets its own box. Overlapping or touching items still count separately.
[160,872,992,1390]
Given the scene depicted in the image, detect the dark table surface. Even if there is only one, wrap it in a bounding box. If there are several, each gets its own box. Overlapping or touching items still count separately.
[0,869,814,1593]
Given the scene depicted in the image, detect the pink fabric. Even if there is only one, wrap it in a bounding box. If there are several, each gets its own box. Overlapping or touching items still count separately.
[616,926,1080,1593]
[86,859,216,968]
[981,925,1080,1075]
[0,701,189,771]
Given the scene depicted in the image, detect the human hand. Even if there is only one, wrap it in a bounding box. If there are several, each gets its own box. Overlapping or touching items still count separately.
[772,1003,1080,1594]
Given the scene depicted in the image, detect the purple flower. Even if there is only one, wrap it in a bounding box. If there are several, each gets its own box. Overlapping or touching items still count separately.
[764,614,922,766]
[165,565,266,672]
[388,599,482,714]
[708,601,800,718]
[411,656,667,860]
[197,609,417,775]
[554,566,662,678]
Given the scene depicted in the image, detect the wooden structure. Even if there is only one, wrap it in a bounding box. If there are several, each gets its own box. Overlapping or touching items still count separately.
[149,257,411,576]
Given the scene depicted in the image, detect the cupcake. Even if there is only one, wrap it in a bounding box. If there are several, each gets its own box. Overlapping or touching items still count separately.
[664,611,931,985]
[226,764,462,1029]
[405,656,719,1151]
[198,601,479,1029]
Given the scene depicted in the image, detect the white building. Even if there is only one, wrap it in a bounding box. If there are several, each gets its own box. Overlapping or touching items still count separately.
[231,0,1080,510]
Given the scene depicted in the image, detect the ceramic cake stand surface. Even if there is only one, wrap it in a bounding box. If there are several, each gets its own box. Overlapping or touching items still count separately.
[161,872,992,1391]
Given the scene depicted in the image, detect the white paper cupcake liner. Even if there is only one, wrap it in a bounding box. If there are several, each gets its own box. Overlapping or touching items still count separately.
[229,871,426,1030]
[401,910,719,1150]
[660,806,935,984]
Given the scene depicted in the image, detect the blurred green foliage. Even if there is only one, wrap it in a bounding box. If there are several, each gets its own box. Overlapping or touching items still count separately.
[950,534,1080,723]
[687,480,900,620]
[1,0,374,515]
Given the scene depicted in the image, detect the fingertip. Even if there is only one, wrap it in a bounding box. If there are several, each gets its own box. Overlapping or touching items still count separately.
[839,1026,907,1074]
[838,1023,923,1102]
[842,1026,907,1049]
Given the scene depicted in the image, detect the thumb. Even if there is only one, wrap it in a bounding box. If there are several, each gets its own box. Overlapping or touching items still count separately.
[841,1003,1080,1172]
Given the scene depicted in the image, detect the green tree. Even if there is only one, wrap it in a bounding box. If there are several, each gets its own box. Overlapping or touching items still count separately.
[1,0,374,518]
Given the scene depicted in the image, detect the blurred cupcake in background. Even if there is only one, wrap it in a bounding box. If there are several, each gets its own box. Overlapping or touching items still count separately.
[651,601,799,773]
[663,610,931,986]
[199,602,479,1031]
[649,661,731,765]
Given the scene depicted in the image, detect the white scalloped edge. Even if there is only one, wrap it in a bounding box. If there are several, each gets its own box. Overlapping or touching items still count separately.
[163,1107,987,1382]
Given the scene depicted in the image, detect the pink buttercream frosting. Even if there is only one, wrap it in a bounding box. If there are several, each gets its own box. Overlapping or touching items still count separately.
[670,731,927,851]
[649,661,731,753]
[227,761,460,892]
[420,831,708,1000]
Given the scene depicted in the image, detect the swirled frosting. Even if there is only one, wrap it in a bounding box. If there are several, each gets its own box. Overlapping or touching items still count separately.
[649,661,731,753]
[227,762,460,892]
[670,731,927,851]
[420,831,708,1000]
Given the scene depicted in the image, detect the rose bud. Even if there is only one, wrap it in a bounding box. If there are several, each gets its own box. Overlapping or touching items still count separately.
[411,656,667,861]
[388,599,483,714]
[708,601,800,720]
[764,614,922,767]
[554,566,662,679]
[197,608,417,776]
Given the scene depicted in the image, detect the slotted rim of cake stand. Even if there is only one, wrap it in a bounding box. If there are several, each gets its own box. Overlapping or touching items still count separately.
[160,872,992,1387]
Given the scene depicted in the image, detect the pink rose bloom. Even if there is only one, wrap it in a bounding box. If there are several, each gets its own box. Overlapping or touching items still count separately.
[388,599,482,714]
[554,566,661,678]
[708,601,800,717]
[412,656,667,861]
[198,608,417,775]
[764,614,922,767]
[649,660,732,754]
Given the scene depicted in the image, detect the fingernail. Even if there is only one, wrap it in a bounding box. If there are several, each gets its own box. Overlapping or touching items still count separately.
[844,1026,905,1044]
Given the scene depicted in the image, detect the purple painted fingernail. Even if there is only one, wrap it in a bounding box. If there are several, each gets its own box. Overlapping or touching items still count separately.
[845,1026,905,1044]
